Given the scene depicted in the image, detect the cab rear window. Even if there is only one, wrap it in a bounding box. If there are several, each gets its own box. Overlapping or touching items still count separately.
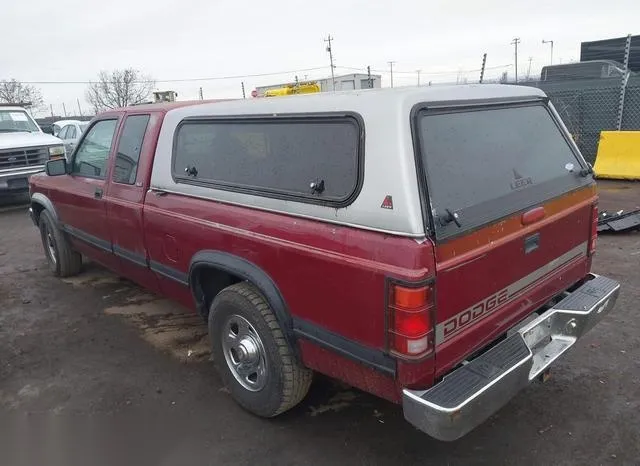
[416,103,591,239]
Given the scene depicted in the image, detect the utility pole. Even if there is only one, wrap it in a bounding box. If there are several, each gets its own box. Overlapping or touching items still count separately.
[416,70,421,86]
[50,104,54,119]
[325,35,336,91]
[367,65,373,88]
[616,34,633,131]
[527,57,533,80]
[62,102,67,117]
[241,81,246,99]
[388,61,395,88]
[76,98,82,117]
[198,87,203,100]
[542,39,554,65]
[511,37,521,83]
[479,53,487,83]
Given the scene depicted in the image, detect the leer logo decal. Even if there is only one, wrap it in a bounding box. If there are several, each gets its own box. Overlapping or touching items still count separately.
[510,168,533,190]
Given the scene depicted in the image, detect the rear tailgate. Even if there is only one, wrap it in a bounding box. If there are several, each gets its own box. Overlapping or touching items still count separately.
[414,99,597,377]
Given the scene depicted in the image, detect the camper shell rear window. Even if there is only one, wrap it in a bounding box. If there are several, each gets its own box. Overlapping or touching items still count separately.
[172,114,363,207]
[415,102,592,240]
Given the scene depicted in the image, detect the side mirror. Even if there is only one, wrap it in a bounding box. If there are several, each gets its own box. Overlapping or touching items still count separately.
[45,158,68,176]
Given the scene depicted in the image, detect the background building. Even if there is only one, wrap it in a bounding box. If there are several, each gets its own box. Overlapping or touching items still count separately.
[254,73,381,97]
[580,35,640,72]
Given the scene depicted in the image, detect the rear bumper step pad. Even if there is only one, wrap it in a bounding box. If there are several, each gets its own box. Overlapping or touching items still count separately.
[402,274,620,441]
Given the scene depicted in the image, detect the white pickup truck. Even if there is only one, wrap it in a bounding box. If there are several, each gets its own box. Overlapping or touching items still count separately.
[0,106,65,195]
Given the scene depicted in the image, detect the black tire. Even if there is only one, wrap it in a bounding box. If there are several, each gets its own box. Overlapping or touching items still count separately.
[39,210,82,277]
[209,282,312,417]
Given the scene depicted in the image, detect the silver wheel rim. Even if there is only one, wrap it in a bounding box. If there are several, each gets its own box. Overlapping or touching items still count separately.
[221,314,268,392]
[45,227,57,266]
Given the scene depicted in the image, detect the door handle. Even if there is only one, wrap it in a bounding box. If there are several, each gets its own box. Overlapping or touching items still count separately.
[94,187,103,199]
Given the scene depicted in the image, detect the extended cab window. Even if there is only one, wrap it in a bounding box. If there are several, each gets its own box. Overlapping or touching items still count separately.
[72,119,118,179]
[173,117,361,204]
[113,115,150,184]
[417,103,591,239]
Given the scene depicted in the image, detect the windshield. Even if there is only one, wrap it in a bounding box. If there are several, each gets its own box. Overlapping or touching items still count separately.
[80,122,89,133]
[0,110,40,133]
[417,103,591,239]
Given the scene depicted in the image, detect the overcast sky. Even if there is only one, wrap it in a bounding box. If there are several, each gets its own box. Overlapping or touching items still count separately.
[3,0,639,116]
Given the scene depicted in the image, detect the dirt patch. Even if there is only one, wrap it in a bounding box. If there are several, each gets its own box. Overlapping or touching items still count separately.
[61,269,126,288]
[308,390,360,417]
[59,263,212,364]
[105,297,210,363]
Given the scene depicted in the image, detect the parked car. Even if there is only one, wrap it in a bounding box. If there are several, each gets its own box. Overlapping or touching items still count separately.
[56,121,89,155]
[38,122,55,135]
[0,106,65,195]
[52,119,84,137]
[28,86,619,441]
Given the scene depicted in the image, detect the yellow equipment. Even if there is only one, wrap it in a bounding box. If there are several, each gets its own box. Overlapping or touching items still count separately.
[264,82,320,97]
[593,131,640,180]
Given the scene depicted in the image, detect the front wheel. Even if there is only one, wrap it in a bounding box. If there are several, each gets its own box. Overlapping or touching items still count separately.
[209,282,312,417]
[38,210,82,277]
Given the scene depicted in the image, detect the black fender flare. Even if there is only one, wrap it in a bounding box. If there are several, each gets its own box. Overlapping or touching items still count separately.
[189,250,298,355]
[30,193,60,226]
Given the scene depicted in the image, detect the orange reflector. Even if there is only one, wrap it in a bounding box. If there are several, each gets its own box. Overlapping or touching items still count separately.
[393,286,429,309]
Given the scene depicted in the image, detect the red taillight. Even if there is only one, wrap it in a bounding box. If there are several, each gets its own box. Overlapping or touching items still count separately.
[387,283,435,358]
[589,203,598,255]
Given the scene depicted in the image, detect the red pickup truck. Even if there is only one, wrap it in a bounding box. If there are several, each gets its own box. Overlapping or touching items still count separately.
[29,86,619,441]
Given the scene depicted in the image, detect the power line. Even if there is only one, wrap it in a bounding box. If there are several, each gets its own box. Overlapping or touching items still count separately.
[12,66,331,85]
[11,63,514,87]
[336,64,512,76]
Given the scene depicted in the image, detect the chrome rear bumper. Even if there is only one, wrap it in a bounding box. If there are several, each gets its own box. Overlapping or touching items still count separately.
[402,274,620,441]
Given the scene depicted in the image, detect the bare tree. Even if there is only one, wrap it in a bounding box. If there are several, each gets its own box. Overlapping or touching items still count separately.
[86,69,155,112]
[0,79,45,110]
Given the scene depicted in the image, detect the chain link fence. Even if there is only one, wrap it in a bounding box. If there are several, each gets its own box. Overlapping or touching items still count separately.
[521,75,640,164]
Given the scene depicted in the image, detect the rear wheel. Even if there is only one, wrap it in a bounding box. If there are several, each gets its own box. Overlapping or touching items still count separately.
[38,210,82,277]
[209,282,312,417]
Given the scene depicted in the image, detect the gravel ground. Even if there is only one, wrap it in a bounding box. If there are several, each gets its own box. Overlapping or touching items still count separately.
[0,189,638,466]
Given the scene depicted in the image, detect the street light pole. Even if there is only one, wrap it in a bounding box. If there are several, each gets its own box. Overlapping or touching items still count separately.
[542,39,554,65]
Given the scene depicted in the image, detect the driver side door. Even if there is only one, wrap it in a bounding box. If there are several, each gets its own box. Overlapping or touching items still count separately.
[52,117,122,271]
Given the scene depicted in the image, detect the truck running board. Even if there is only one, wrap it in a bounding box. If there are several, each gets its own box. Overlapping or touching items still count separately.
[402,274,620,441]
